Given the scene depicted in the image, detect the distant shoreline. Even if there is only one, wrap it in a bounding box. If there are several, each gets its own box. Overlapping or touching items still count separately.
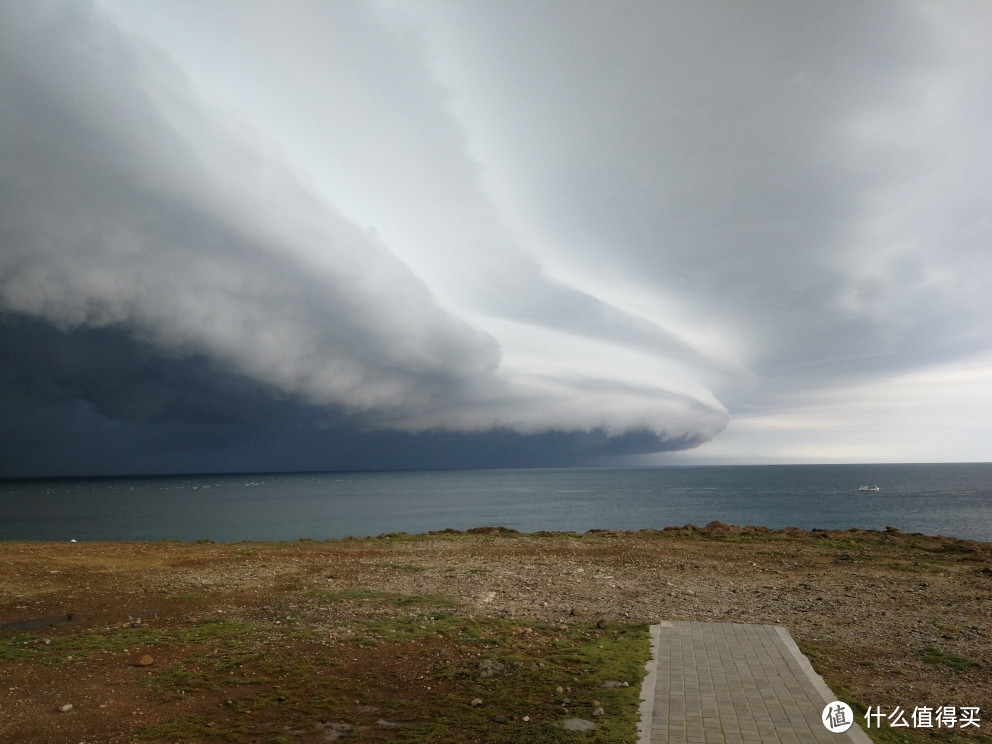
[5,460,992,482]
[4,521,990,547]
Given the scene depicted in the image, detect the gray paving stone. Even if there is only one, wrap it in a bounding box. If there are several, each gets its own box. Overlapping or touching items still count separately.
[638,622,872,744]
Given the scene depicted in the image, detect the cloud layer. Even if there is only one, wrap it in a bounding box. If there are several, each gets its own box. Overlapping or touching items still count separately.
[2,0,991,475]
[0,1,736,475]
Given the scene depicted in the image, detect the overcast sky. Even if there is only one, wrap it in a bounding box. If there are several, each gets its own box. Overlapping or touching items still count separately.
[2,0,991,477]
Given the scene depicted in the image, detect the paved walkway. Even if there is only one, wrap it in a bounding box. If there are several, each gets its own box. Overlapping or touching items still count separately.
[638,622,872,744]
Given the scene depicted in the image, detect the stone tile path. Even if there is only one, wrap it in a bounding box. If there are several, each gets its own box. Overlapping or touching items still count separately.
[638,622,872,744]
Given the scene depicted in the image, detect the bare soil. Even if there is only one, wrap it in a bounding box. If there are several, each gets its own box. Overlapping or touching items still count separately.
[2,524,991,743]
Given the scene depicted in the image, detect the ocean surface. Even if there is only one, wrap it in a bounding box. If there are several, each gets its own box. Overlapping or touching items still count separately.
[2,463,990,543]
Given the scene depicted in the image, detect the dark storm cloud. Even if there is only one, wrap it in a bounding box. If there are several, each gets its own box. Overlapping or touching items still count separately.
[0,315,304,426]
[0,314,700,476]
[0,1,730,475]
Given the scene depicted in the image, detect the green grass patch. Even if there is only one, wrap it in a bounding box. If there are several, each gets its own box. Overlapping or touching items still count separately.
[1,619,256,669]
[57,626,164,655]
[135,714,211,741]
[533,530,583,539]
[321,587,391,601]
[354,614,512,648]
[0,633,44,660]
[130,617,650,743]
[812,537,857,549]
[933,540,979,555]
[918,647,981,671]
[882,560,941,572]
[417,620,651,743]
[391,593,457,607]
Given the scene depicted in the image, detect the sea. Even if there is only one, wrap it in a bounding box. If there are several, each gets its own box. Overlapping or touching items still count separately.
[1,463,990,544]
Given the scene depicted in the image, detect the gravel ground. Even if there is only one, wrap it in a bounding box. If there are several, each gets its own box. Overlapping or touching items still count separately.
[2,524,990,742]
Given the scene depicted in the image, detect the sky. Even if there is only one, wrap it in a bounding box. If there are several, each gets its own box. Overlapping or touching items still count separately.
[1,0,991,477]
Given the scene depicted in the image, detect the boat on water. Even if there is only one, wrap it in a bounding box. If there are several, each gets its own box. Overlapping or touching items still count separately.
[856,483,880,492]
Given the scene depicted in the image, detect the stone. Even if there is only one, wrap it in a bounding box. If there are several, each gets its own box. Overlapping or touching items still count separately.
[601,680,628,688]
[596,618,607,629]
[137,655,154,666]
[470,698,483,707]
[478,659,505,677]
[60,703,73,713]
[562,718,596,731]
[316,722,353,742]
[492,715,509,724]
[592,707,605,717]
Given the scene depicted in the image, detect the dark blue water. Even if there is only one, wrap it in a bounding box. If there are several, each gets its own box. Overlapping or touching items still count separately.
[2,463,990,543]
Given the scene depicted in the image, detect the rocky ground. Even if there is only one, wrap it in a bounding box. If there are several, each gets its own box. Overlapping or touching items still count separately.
[1,524,991,743]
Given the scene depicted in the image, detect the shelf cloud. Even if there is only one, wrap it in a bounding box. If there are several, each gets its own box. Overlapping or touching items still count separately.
[2,0,990,475]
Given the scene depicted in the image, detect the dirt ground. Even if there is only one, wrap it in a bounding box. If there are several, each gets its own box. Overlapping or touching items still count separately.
[1,524,990,743]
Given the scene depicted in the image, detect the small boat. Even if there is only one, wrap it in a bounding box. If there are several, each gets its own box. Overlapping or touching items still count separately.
[856,483,879,492]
